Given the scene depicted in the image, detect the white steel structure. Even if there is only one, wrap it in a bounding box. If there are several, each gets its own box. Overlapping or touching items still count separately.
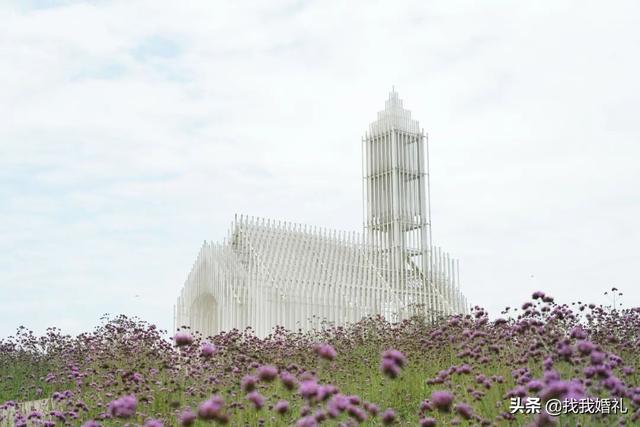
[175,90,467,337]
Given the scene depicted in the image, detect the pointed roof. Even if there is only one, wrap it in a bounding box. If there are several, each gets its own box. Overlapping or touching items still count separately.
[368,88,421,136]
[231,219,389,294]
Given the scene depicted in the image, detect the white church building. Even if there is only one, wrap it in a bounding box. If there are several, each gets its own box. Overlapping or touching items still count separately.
[175,90,468,337]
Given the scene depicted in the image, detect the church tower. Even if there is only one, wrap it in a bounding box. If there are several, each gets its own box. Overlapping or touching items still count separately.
[363,89,433,296]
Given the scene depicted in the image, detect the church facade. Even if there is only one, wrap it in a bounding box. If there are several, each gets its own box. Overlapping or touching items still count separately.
[175,90,468,337]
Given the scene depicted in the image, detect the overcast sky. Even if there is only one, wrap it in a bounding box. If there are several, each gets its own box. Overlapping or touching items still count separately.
[1,0,638,338]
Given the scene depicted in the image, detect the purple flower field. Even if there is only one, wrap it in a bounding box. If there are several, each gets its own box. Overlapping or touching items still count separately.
[1,291,638,426]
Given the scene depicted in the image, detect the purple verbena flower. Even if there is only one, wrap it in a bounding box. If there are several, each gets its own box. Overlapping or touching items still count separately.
[364,402,379,415]
[247,391,265,409]
[591,351,606,365]
[296,416,318,427]
[420,399,433,412]
[527,380,544,392]
[381,408,396,424]
[107,395,137,419]
[317,384,337,401]
[200,342,217,358]
[419,417,437,427]
[570,327,587,340]
[274,400,289,414]
[257,365,278,382]
[430,390,453,412]
[382,349,407,368]
[173,331,193,347]
[348,395,361,405]
[532,291,545,300]
[197,395,224,420]
[280,371,299,390]
[178,408,196,426]
[241,375,258,392]
[346,405,368,422]
[380,357,401,379]
[314,410,327,422]
[456,364,472,374]
[454,402,473,420]
[315,343,337,361]
[299,380,319,399]
[327,394,349,417]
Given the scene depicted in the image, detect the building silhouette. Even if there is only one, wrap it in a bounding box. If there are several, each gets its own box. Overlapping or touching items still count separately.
[175,90,467,337]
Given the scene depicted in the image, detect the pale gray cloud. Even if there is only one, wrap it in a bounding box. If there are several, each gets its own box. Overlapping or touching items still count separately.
[1,0,639,337]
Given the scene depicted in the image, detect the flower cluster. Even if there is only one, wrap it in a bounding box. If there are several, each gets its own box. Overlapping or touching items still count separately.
[1,290,639,425]
[380,349,407,378]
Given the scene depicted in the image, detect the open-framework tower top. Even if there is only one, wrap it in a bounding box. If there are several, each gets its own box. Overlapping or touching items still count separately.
[369,89,421,135]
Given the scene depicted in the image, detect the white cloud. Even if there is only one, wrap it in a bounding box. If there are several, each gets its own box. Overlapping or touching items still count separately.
[1,0,639,337]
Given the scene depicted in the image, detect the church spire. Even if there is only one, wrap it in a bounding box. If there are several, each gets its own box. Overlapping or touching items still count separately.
[369,88,420,135]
